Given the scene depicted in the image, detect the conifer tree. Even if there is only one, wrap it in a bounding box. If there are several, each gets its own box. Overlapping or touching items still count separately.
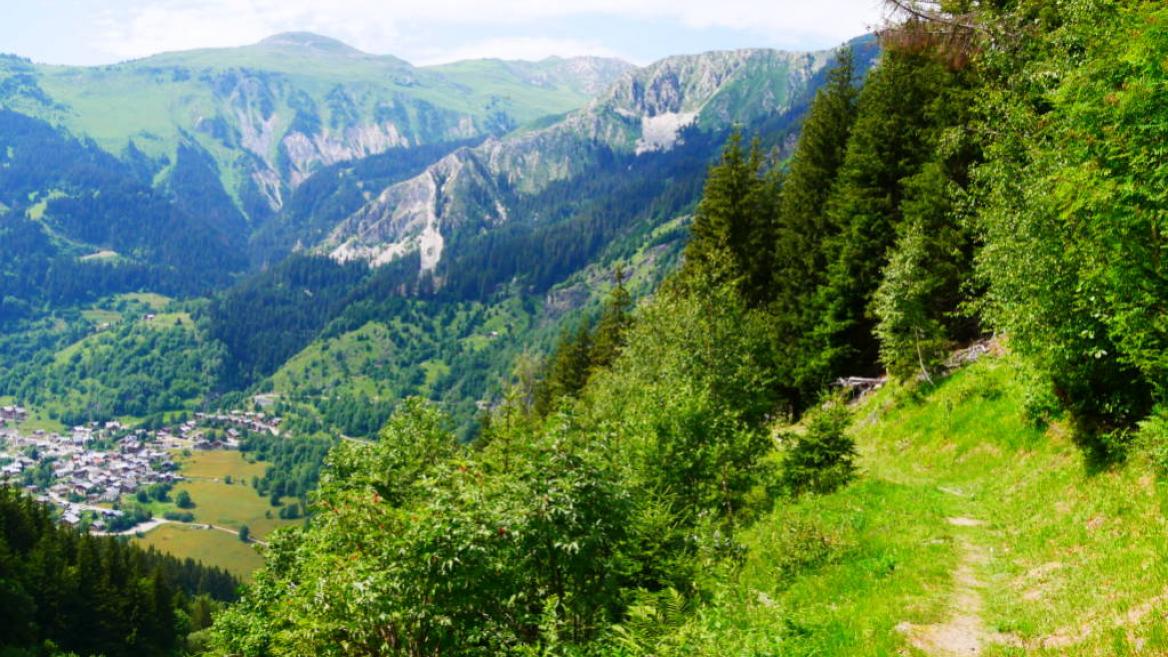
[873,162,973,382]
[682,131,778,306]
[590,265,634,373]
[770,49,861,409]
[802,48,959,388]
[773,49,859,311]
[534,319,594,415]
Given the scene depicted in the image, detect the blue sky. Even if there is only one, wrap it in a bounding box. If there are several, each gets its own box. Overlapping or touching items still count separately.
[1,0,886,67]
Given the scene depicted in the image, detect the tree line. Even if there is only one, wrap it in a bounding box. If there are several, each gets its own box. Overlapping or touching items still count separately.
[0,486,239,657]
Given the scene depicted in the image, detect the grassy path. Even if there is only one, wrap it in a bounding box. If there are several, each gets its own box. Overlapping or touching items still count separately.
[715,356,1168,656]
[855,357,1168,656]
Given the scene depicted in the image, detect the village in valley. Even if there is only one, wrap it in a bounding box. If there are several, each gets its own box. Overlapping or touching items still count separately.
[0,403,284,531]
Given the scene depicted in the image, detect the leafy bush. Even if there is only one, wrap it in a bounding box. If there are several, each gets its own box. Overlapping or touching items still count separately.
[174,490,193,509]
[779,403,856,496]
[163,510,194,522]
[1139,407,1168,477]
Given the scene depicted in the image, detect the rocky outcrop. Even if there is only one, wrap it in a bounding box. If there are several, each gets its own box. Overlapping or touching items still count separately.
[326,149,506,272]
[323,47,844,271]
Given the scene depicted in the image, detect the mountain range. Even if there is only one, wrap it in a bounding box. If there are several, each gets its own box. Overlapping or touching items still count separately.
[0,31,877,435]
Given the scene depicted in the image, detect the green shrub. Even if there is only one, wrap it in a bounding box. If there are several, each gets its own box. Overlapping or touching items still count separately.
[1021,378,1062,429]
[1138,408,1168,477]
[779,403,856,496]
[174,490,193,509]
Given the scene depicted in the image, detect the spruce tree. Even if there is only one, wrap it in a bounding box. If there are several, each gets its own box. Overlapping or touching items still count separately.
[682,130,777,306]
[873,162,974,382]
[534,319,594,415]
[802,48,959,388]
[770,49,861,409]
[590,265,634,373]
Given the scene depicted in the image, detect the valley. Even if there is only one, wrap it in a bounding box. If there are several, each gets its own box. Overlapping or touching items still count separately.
[4,3,1168,656]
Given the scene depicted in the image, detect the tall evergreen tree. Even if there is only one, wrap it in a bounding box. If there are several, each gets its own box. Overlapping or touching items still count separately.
[681,131,778,306]
[770,49,861,409]
[873,161,976,382]
[589,266,634,373]
[534,319,594,415]
[802,48,963,388]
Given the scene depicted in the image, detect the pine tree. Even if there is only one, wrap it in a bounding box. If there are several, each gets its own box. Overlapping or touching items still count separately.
[770,49,861,410]
[589,265,634,373]
[681,130,778,306]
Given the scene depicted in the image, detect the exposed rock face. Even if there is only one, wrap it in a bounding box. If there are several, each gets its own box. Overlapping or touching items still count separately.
[0,32,635,221]
[282,123,410,186]
[636,112,698,154]
[323,47,842,272]
[327,150,506,272]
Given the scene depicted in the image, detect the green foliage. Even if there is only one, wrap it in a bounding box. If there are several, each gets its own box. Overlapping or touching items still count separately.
[214,400,644,655]
[0,312,227,424]
[240,433,335,509]
[804,47,973,390]
[213,262,783,655]
[971,0,1161,450]
[1138,407,1168,477]
[0,486,238,657]
[588,267,634,374]
[533,320,593,416]
[873,163,971,382]
[680,131,780,307]
[532,271,635,417]
[175,490,194,509]
[237,525,249,543]
[771,50,861,408]
[779,402,856,496]
[586,274,777,524]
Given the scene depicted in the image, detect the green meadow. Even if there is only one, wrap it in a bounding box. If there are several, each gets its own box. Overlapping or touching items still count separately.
[693,355,1168,656]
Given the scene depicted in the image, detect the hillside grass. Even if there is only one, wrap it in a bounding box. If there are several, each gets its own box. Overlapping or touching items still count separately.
[134,523,264,580]
[131,451,301,578]
[167,450,298,538]
[695,354,1168,656]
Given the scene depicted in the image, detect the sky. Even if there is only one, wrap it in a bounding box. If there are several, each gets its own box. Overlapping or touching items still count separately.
[1,0,887,67]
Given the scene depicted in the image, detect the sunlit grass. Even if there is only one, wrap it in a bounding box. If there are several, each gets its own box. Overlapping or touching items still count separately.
[699,355,1168,656]
[135,523,264,580]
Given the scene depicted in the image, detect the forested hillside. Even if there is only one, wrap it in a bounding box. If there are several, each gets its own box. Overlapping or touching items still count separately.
[211,2,1168,655]
[0,487,240,657]
[0,37,877,443]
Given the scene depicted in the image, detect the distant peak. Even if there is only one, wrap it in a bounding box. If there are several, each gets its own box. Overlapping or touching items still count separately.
[258,32,363,55]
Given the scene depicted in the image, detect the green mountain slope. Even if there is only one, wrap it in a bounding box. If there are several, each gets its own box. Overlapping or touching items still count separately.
[0,33,632,227]
[320,45,871,273]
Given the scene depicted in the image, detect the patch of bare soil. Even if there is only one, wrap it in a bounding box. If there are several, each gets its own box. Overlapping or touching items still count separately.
[897,520,1021,656]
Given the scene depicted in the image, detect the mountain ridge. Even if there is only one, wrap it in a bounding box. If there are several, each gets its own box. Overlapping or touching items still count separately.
[321,42,870,276]
[0,31,634,234]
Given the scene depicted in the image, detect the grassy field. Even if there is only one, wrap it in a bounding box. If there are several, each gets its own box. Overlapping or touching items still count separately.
[132,451,302,578]
[116,292,172,311]
[80,308,121,325]
[136,523,264,580]
[695,354,1168,656]
[170,450,298,538]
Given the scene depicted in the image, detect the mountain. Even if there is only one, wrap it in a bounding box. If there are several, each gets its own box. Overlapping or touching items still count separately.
[0,33,877,439]
[0,33,633,227]
[320,46,866,282]
[0,34,635,315]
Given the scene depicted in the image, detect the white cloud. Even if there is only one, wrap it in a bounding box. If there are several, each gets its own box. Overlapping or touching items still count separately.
[413,37,625,66]
[91,0,885,64]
